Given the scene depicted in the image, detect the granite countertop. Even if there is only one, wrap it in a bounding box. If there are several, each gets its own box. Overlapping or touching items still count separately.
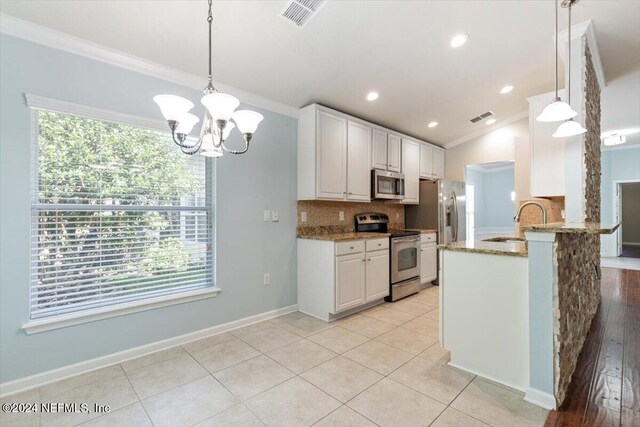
[439,239,528,257]
[297,232,391,242]
[521,222,620,235]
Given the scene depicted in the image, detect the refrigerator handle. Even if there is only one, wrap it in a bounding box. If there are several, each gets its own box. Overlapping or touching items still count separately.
[451,191,458,241]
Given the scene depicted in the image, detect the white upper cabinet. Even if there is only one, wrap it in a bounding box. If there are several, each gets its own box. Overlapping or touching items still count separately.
[387,134,401,172]
[528,91,566,197]
[372,129,388,170]
[420,144,434,178]
[433,149,445,179]
[297,104,442,202]
[347,121,372,201]
[317,111,348,199]
[402,139,420,204]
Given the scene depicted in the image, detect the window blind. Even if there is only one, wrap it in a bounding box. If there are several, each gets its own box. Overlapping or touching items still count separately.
[30,110,215,320]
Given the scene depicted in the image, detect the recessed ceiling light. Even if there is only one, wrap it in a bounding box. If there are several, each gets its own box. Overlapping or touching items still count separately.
[428,121,438,128]
[500,85,514,94]
[450,34,469,48]
[485,118,497,125]
[366,91,379,101]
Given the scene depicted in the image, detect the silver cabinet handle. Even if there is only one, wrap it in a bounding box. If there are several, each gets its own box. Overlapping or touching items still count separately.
[350,246,354,250]
[378,243,382,246]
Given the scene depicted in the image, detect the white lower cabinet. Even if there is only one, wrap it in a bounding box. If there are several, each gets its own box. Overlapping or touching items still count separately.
[420,243,437,284]
[366,250,390,301]
[335,253,366,312]
[298,238,390,321]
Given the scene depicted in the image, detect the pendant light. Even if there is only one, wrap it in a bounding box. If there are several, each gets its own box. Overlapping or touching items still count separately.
[153,0,263,156]
[553,0,586,138]
[537,0,577,123]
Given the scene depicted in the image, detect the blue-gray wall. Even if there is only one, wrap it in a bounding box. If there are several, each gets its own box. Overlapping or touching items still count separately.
[601,147,640,223]
[0,35,298,383]
[465,167,515,228]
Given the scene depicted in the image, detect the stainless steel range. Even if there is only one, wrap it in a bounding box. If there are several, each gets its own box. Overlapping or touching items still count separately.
[354,213,421,302]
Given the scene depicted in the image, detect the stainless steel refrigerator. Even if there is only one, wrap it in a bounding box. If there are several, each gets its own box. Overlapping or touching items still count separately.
[405,180,466,285]
[405,180,466,245]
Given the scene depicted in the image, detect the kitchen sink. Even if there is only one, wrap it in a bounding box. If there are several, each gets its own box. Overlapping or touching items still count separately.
[482,236,526,243]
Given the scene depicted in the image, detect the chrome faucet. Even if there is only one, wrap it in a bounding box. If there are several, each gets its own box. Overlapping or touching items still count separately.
[514,201,548,224]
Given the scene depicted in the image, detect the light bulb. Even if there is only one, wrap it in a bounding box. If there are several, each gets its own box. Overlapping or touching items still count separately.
[553,119,587,138]
[450,34,469,48]
[201,93,240,122]
[232,110,264,135]
[153,95,194,121]
[536,98,577,122]
[428,121,438,128]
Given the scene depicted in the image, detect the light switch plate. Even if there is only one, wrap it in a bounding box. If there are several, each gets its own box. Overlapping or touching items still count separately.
[271,210,279,222]
[263,273,270,286]
[264,210,271,222]
[301,212,307,223]
[339,211,345,221]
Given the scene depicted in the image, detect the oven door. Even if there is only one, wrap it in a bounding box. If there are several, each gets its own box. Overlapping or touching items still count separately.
[391,236,420,284]
[373,170,405,200]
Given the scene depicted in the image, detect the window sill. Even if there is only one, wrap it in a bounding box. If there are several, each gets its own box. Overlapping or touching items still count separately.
[21,287,221,335]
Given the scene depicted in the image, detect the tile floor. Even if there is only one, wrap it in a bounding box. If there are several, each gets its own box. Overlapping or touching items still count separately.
[1,286,549,427]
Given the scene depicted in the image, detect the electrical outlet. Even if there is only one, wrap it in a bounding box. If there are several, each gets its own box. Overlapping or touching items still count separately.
[301,212,307,223]
[339,211,345,221]
[264,210,271,222]
[271,210,279,222]
[263,273,271,286]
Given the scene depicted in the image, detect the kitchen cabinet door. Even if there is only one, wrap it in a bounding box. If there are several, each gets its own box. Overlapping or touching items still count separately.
[387,134,401,172]
[421,243,437,284]
[317,111,347,199]
[402,139,420,204]
[366,249,390,301]
[420,143,434,179]
[335,253,366,312]
[347,121,372,201]
[372,129,388,170]
[433,149,445,179]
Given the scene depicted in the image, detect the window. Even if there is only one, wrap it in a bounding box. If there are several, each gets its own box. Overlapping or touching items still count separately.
[30,109,215,320]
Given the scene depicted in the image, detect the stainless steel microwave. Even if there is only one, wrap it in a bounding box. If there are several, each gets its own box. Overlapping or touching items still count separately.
[371,169,405,200]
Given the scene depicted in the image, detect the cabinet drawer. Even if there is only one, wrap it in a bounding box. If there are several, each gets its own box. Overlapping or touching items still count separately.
[336,240,365,256]
[366,238,389,252]
[421,233,437,243]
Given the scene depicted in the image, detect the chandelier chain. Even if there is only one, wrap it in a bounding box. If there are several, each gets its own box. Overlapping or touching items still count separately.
[207,0,213,82]
[567,4,572,104]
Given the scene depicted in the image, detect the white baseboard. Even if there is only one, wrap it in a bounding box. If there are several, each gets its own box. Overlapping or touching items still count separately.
[446,361,525,394]
[0,304,298,398]
[524,387,557,410]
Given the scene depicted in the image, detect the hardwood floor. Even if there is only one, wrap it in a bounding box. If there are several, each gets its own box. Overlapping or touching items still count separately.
[545,267,640,427]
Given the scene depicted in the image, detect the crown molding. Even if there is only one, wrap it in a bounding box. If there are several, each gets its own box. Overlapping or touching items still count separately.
[466,163,515,173]
[556,19,606,89]
[0,13,299,118]
[444,110,529,150]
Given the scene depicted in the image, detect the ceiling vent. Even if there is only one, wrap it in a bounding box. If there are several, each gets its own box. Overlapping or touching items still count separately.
[469,111,495,123]
[281,0,327,27]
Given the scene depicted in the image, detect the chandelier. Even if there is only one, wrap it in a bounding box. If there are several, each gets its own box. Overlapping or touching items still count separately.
[153,0,263,156]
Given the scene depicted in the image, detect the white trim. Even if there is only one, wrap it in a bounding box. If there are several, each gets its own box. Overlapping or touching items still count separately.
[602,143,640,152]
[447,361,525,394]
[557,20,606,89]
[22,287,222,335]
[612,178,640,257]
[444,110,528,149]
[2,303,298,397]
[26,94,169,133]
[524,231,557,243]
[524,387,557,410]
[0,13,299,118]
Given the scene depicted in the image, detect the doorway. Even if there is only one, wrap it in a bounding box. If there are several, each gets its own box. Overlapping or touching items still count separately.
[618,182,640,258]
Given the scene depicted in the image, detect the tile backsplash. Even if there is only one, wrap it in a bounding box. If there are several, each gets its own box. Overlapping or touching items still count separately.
[297,200,404,235]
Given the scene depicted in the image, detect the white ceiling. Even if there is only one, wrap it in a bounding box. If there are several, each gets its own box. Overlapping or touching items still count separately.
[1,0,639,147]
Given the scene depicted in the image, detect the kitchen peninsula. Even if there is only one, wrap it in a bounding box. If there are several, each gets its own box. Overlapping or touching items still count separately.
[439,222,620,409]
